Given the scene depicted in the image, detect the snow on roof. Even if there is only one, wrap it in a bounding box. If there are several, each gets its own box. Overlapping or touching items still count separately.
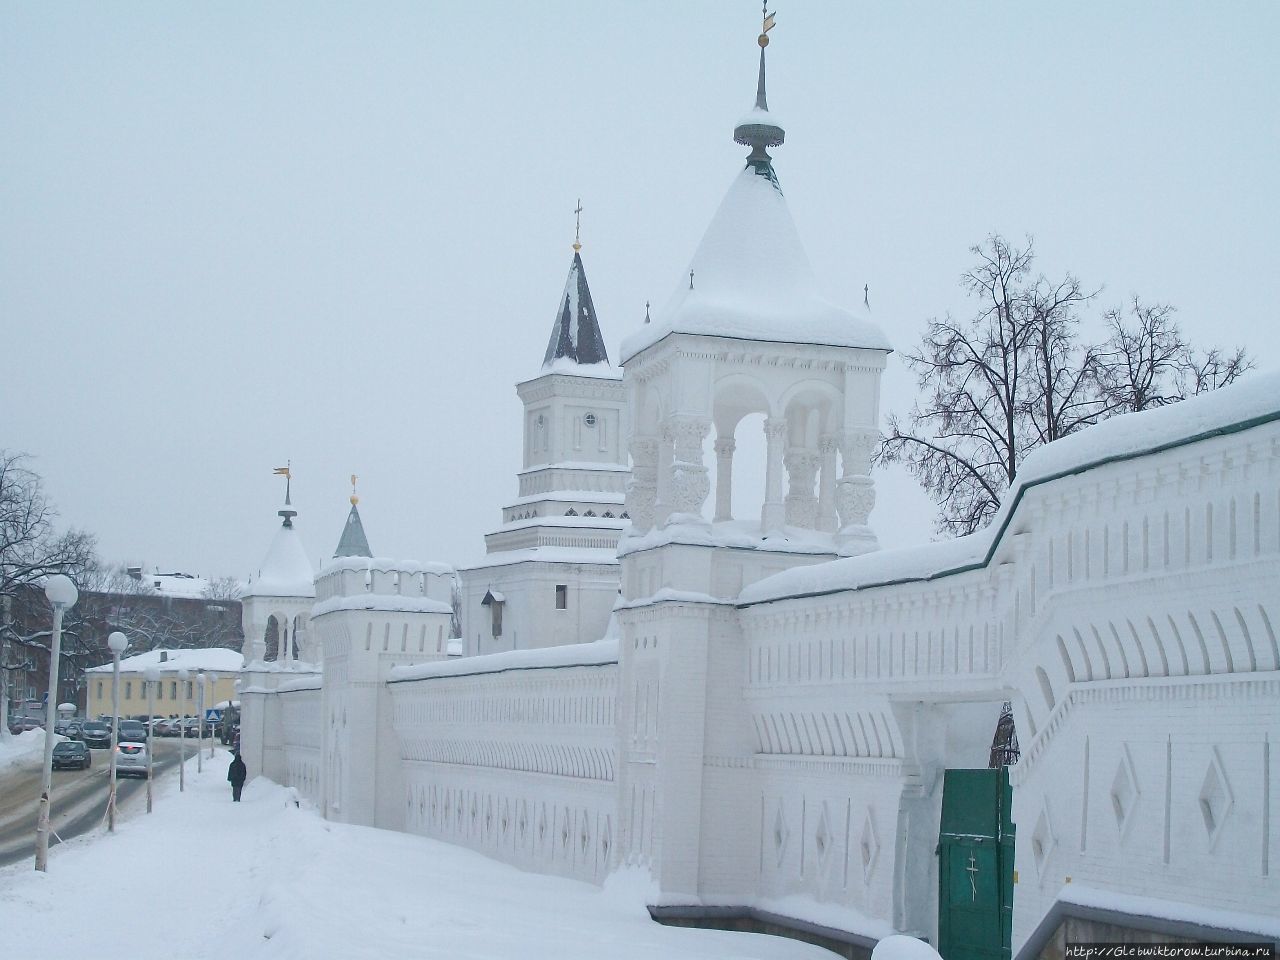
[388,637,619,684]
[620,166,891,363]
[318,555,455,578]
[496,515,627,533]
[538,357,621,380]
[145,572,211,599]
[618,518,837,559]
[459,546,620,572]
[243,521,315,599]
[85,647,245,674]
[741,371,1280,606]
[311,594,453,618]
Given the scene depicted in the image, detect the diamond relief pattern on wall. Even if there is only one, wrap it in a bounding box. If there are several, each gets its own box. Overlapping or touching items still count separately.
[814,801,833,874]
[859,808,879,883]
[1198,747,1235,850]
[773,800,790,868]
[1109,746,1140,841]
[1031,799,1056,881]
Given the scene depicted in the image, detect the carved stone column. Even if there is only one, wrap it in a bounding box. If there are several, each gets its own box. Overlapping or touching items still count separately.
[713,436,736,522]
[654,425,675,529]
[761,417,788,533]
[816,434,839,533]
[665,415,711,525]
[784,447,821,528]
[625,437,660,534]
[244,626,266,664]
[836,427,880,556]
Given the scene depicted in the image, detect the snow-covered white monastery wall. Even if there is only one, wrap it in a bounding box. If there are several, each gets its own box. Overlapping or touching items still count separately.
[387,639,619,884]
[278,676,323,808]
[730,377,1280,949]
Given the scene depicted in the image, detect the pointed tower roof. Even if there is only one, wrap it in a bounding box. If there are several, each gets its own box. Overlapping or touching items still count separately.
[334,475,372,558]
[334,504,372,558]
[620,15,890,364]
[243,501,314,599]
[542,251,611,373]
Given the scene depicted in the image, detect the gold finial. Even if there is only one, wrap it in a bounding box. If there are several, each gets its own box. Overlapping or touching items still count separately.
[350,473,359,506]
[573,198,583,252]
[759,4,775,47]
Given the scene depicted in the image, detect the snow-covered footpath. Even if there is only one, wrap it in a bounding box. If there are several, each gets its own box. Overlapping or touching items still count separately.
[0,740,857,960]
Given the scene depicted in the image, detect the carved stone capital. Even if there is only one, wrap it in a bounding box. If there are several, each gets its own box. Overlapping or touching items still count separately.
[666,415,710,461]
[629,436,660,468]
[713,437,737,458]
[836,474,877,528]
[669,462,710,518]
[840,428,880,476]
[764,417,789,443]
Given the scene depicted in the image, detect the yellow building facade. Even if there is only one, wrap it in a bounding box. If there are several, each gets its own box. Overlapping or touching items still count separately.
[84,647,242,721]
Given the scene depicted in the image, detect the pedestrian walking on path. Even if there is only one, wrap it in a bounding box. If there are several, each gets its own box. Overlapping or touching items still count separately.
[227,752,247,802]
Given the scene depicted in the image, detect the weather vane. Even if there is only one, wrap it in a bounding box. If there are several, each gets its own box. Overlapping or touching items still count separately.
[350,473,359,506]
[273,461,293,505]
[573,198,583,252]
[760,3,776,47]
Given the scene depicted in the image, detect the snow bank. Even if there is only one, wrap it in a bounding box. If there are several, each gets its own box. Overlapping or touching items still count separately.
[0,729,48,773]
[1,756,829,960]
[389,638,619,683]
[871,935,944,960]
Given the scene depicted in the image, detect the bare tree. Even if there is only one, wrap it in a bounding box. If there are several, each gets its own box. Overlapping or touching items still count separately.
[884,239,1256,538]
[203,576,242,601]
[880,236,1102,536]
[0,452,97,735]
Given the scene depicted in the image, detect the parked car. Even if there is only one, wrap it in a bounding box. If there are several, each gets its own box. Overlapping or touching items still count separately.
[64,719,84,740]
[81,721,111,748]
[117,720,147,743]
[9,715,44,734]
[114,741,149,778]
[181,717,204,738]
[52,740,92,770]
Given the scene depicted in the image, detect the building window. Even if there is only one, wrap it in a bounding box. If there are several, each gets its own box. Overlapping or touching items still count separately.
[170,681,177,700]
[157,683,163,701]
[555,584,567,610]
[186,681,193,699]
[124,681,132,700]
[491,602,503,637]
[97,681,104,700]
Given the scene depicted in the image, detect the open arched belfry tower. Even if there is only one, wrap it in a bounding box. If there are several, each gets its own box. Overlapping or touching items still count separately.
[613,18,892,897]
[618,22,891,566]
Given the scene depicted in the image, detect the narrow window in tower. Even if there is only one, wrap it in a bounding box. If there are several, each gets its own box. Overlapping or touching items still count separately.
[492,602,503,637]
[556,584,568,610]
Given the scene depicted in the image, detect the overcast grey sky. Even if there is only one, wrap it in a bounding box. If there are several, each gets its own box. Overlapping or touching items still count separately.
[3,2,1277,582]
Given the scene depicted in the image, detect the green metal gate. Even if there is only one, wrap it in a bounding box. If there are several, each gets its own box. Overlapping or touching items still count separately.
[938,768,1014,960]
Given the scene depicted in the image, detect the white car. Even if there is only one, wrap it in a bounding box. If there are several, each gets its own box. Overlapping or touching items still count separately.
[115,741,150,778]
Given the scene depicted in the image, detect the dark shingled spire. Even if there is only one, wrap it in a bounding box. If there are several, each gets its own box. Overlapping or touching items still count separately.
[334,503,372,558]
[733,11,785,185]
[542,252,609,368]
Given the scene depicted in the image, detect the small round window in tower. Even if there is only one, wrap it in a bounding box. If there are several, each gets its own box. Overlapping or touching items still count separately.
[584,413,597,427]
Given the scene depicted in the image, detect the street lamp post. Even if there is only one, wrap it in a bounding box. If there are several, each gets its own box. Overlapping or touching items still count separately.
[106,631,128,832]
[206,672,218,759]
[196,670,205,773]
[144,665,159,813]
[35,574,78,872]
[177,667,188,792]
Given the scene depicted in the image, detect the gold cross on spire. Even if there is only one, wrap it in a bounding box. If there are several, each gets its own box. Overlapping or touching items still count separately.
[573,198,583,252]
[350,473,359,506]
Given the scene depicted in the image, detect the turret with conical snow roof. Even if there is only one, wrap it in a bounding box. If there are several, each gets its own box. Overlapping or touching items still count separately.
[618,12,890,559]
[456,220,628,656]
[241,471,316,667]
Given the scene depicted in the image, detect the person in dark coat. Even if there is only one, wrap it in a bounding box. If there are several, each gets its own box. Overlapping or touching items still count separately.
[227,752,247,802]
